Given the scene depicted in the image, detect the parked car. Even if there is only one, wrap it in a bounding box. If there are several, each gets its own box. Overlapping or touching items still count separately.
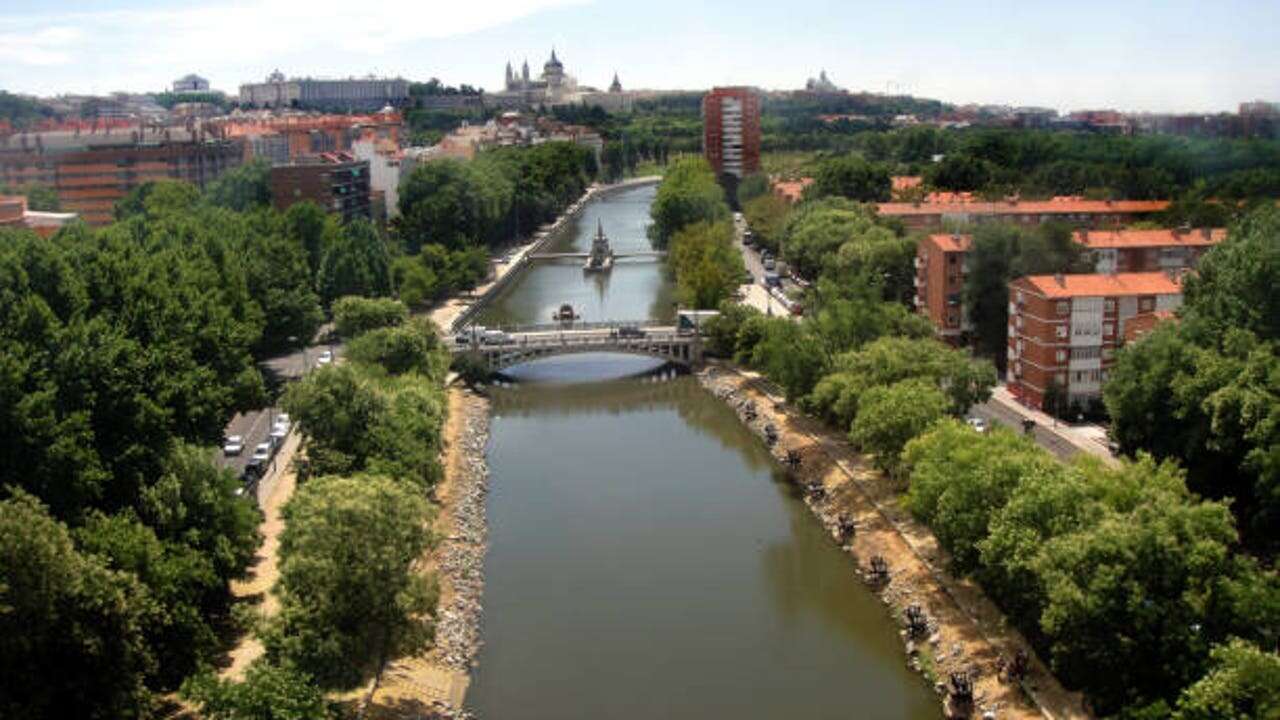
[317,349,333,365]
[764,272,782,288]
[223,435,244,456]
[455,332,472,346]
[966,417,988,434]
[269,423,288,447]
[251,442,272,463]
[241,459,264,482]
[275,413,290,426]
[763,257,776,272]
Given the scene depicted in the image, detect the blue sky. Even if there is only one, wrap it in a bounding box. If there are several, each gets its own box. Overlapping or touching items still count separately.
[2,0,1276,112]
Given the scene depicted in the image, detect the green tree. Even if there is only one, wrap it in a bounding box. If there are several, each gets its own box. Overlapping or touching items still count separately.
[317,219,393,306]
[331,296,408,339]
[648,157,729,246]
[281,364,386,477]
[182,662,329,720]
[803,154,891,202]
[346,319,450,381]
[262,475,436,688]
[736,173,771,206]
[1174,639,1280,720]
[850,378,948,475]
[204,159,272,212]
[668,220,745,309]
[398,158,493,252]
[741,192,790,253]
[926,153,993,191]
[0,491,154,719]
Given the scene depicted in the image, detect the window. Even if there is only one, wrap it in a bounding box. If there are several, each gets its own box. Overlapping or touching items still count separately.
[1105,299,1116,312]
[1056,325,1068,339]
[1056,350,1067,363]
[1057,372,1067,384]
[1140,298,1154,311]
[1056,301,1070,315]
[1103,322,1114,337]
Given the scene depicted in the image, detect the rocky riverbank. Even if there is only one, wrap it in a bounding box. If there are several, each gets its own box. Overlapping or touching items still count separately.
[365,387,490,720]
[697,365,1091,720]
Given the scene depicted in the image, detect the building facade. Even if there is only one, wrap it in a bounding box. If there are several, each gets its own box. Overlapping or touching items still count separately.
[702,87,761,179]
[0,128,241,225]
[876,197,1169,232]
[1007,272,1183,410]
[269,154,371,223]
[240,71,410,111]
[914,233,973,343]
[1074,227,1224,273]
[173,74,211,93]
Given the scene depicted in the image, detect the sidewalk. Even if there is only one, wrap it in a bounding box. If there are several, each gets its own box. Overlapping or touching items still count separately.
[988,385,1119,466]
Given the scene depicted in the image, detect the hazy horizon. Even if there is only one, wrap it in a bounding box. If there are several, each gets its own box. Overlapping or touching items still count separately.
[2,0,1277,114]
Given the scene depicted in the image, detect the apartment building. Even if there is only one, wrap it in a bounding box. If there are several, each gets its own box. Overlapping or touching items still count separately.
[269,153,371,223]
[211,110,403,165]
[1007,272,1183,410]
[0,128,241,226]
[876,197,1169,232]
[702,87,761,179]
[1075,227,1225,273]
[914,233,973,343]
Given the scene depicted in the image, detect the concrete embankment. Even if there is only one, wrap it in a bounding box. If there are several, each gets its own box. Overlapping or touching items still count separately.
[433,176,660,333]
[365,387,491,720]
[697,364,1092,720]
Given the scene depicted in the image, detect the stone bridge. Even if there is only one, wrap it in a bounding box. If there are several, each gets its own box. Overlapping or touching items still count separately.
[450,323,702,372]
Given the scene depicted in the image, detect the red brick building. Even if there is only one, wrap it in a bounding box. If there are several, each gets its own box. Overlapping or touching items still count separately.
[270,153,371,222]
[0,127,240,226]
[876,197,1169,232]
[1074,227,1225,273]
[1007,272,1183,410]
[702,87,761,179]
[914,233,973,343]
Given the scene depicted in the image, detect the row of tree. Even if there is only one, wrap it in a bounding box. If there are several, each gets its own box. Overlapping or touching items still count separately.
[1105,207,1280,556]
[183,299,451,716]
[904,421,1280,716]
[707,193,1280,715]
[647,157,745,310]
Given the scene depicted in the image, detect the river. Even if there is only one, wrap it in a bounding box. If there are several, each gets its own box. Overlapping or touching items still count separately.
[466,183,939,719]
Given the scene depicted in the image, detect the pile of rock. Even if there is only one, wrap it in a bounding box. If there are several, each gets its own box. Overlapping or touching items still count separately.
[430,400,491,672]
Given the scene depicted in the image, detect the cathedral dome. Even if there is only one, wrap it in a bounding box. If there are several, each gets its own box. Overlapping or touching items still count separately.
[544,49,563,73]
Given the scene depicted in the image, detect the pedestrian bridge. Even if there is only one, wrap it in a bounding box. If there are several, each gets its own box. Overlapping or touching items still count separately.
[451,322,702,372]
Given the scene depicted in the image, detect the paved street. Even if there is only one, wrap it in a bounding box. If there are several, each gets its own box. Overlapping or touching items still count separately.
[216,339,344,502]
[970,385,1119,465]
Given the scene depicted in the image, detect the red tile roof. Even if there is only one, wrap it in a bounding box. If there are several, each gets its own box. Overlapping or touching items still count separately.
[1075,227,1226,249]
[891,175,922,191]
[1013,271,1183,299]
[878,199,1170,217]
[772,177,813,204]
[925,233,972,253]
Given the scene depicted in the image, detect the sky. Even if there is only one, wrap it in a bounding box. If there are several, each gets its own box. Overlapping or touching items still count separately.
[1,0,1277,113]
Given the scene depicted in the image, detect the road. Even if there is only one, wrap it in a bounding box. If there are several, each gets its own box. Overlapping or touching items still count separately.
[733,212,802,318]
[968,400,1083,461]
[216,339,343,502]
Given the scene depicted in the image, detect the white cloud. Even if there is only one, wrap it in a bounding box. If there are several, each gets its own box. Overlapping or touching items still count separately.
[0,25,82,66]
[0,0,589,91]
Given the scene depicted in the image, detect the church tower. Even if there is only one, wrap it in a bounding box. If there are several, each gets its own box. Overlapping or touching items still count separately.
[521,59,530,86]
[609,72,622,93]
[505,61,514,90]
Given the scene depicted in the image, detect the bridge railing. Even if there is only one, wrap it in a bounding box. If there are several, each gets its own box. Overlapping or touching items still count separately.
[457,320,676,335]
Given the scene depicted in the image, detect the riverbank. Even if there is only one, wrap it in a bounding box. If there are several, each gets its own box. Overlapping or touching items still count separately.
[697,364,1092,720]
[365,386,491,720]
[428,176,661,332]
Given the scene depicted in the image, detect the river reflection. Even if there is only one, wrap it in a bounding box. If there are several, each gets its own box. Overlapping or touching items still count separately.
[468,370,939,720]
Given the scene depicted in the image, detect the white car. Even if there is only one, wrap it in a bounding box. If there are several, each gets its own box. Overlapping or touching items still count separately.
[269,424,288,446]
[317,350,333,365]
[251,442,272,463]
[966,417,988,434]
[275,413,290,426]
[223,435,244,456]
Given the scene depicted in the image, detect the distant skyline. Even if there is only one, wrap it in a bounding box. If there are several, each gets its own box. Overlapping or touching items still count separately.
[2,0,1278,113]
